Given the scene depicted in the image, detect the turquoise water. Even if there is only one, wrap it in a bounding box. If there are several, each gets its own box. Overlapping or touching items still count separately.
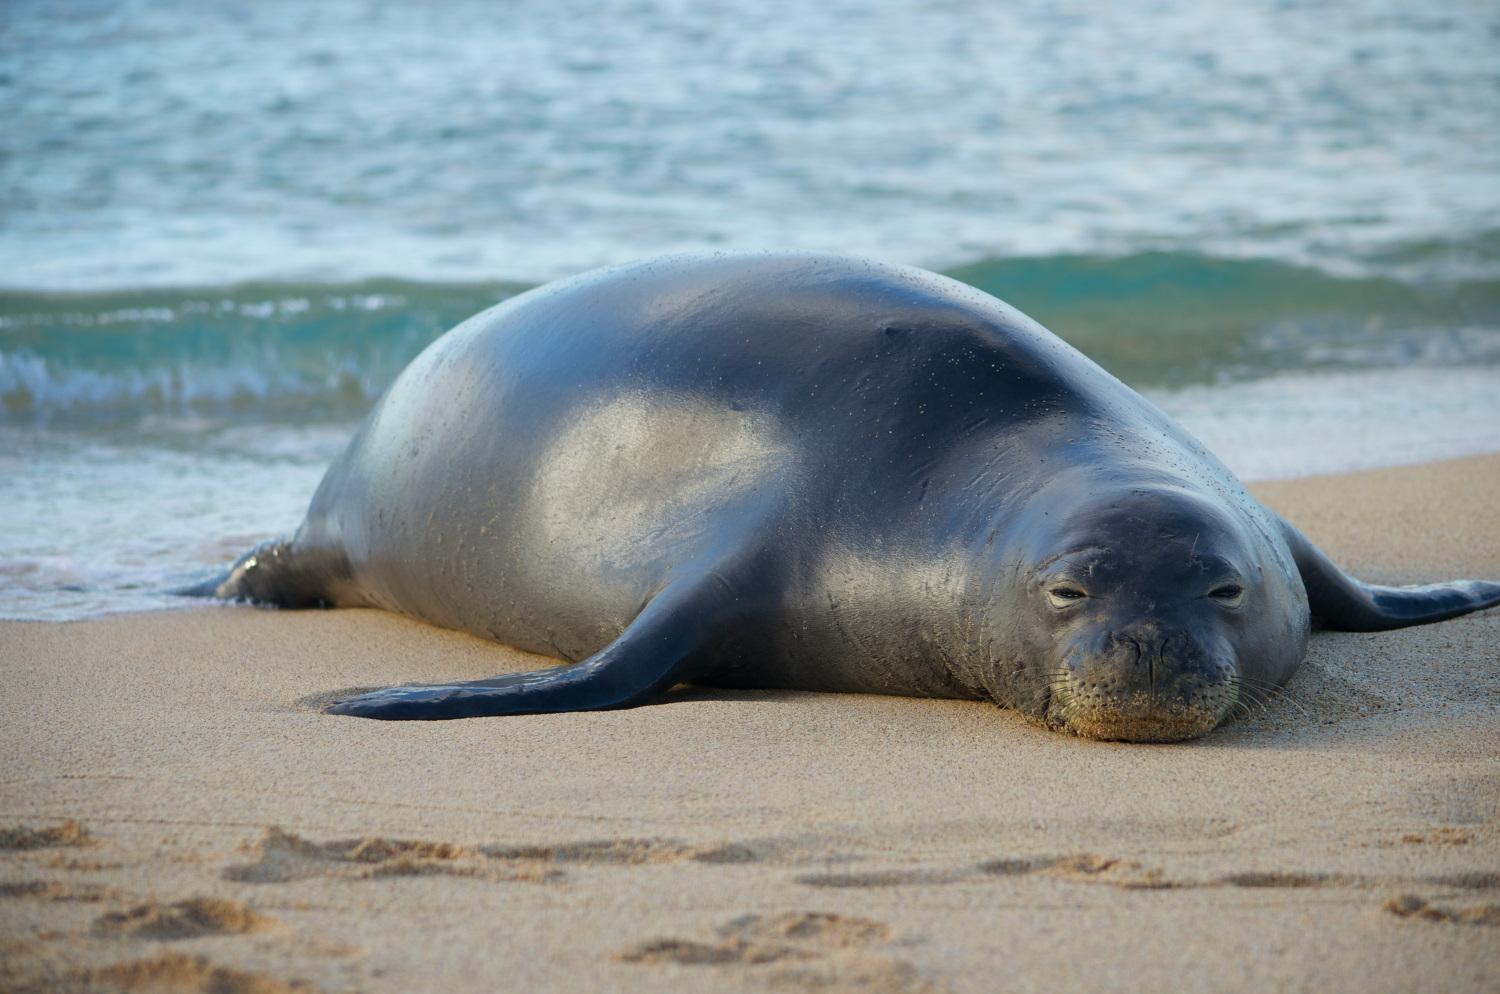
[3,0,1499,618]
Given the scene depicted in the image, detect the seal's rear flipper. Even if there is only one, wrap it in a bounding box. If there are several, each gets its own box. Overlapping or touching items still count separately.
[1276,515,1500,632]
[173,538,335,608]
[325,561,759,719]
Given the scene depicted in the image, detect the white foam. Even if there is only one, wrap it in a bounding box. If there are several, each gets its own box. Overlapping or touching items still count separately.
[1150,366,1500,481]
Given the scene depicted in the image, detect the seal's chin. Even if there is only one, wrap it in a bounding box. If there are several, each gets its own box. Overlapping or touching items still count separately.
[1052,698,1226,743]
[1047,684,1233,743]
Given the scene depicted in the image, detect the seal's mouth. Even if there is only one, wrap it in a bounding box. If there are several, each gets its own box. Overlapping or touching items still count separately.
[1047,681,1233,743]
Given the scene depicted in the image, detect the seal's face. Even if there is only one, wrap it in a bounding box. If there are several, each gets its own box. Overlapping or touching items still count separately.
[1003,486,1304,743]
[1035,538,1246,742]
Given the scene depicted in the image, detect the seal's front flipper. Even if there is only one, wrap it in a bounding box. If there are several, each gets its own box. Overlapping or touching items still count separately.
[174,538,339,609]
[1276,515,1500,632]
[325,565,751,720]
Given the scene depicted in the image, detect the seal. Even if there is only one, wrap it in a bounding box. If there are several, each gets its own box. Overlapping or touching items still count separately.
[190,253,1500,741]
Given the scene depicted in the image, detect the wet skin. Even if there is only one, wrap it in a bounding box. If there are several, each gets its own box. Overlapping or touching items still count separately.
[193,253,1500,741]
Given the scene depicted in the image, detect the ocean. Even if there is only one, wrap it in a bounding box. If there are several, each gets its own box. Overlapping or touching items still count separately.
[3,0,1498,620]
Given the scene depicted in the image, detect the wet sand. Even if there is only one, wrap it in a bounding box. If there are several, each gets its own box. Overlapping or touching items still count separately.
[2,455,1497,994]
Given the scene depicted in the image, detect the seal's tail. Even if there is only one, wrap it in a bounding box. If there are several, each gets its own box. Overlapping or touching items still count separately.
[174,538,335,608]
[1277,516,1500,632]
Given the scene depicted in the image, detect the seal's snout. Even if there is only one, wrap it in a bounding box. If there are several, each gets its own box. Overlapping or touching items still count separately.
[1052,620,1236,743]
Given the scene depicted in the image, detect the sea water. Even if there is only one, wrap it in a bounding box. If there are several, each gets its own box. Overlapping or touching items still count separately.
[3,0,1498,619]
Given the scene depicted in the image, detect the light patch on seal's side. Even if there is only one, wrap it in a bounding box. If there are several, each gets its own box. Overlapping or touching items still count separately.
[530,393,785,573]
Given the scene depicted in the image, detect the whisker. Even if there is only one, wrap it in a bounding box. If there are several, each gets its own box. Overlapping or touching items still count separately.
[1228,676,1312,719]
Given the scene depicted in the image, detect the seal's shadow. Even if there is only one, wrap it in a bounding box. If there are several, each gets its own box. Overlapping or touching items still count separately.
[295,639,1389,749]
[1198,649,1396,750]
[294,683,805,714]
[295,687,387,712]
[661,686,815,707]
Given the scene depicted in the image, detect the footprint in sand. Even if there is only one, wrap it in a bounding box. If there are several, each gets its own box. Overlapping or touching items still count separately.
[484,837,761,866]
[1049,854,1181,889]
[796,853,1496,901]
[223,827,768,883]
[0,820,121,873]
[793,853,1182,890]
[619,911,885,966]
[793,853,1395,893]
[1383,894,1500,926]
[0,880,121,905]
[721,911,893,948]
[488,831,871,870]
[67,951,316,994]
[93,897,276,941]
[981,855,1357,891]
[796,868,971,888]
[984,853,1181,889]
[1423,871,1500,889]
[1219,871,1339,889]
[618,911,945,993]
[1398,827,1473,846]
[877,852,1174,890]
[0,820,92,851]
[223,827,558,883]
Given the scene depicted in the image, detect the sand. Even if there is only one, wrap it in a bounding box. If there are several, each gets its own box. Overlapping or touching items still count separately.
[2,454,1497,994]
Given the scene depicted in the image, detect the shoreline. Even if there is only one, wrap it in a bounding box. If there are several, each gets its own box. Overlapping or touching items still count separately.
[7,448,1500,626]
[2,454,1497,993]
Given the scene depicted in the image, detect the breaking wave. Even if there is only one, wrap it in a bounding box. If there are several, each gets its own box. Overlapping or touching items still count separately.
[3,250,1498,423]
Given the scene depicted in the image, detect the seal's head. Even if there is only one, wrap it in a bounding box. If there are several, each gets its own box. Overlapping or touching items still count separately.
[995,482,1308,743]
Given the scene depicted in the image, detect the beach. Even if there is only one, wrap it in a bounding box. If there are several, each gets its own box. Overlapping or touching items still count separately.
[5,1,1499,989]
[1,453,1496,994]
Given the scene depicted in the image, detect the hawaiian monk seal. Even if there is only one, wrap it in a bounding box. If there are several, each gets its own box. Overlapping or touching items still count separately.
[189,253,1500,741]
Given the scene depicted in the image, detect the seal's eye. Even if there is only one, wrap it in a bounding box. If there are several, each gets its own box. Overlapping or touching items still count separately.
[1047,585,1088,608]
[1208,584,1245,606]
